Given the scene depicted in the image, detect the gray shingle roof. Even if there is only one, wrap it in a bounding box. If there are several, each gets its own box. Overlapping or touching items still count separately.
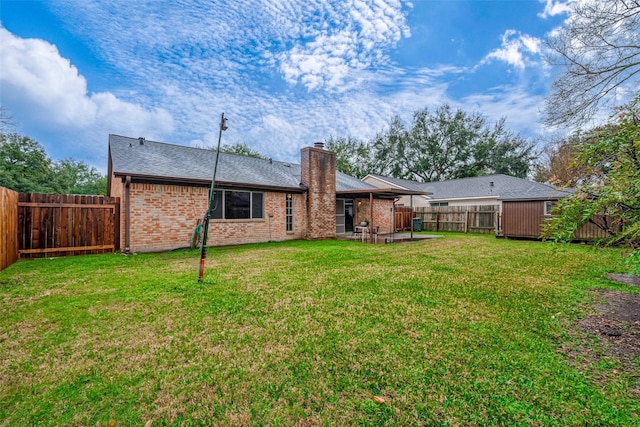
[498,187,574,201]
[367,173,568,200]
[109,134,378,192]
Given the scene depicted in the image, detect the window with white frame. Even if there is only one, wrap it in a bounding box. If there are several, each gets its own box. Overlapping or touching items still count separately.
[211,190,264,219]
[286,193,293,232]
[544,200,553,216]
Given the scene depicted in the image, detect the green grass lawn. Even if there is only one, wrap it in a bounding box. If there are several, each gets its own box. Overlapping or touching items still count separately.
[1,234,638,426]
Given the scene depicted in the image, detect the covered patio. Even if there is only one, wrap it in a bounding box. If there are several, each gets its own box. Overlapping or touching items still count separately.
[335,188,430,243]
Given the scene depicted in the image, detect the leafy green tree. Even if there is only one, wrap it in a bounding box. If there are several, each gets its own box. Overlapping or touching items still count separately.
[221,142,265,159]
[370,114,415,179]
[325,135,372,178]
[461,119,536,179]
[0,133,106,195]
[542,98,640,258]
[53,159,108,195]
[371,105,535,182]
[0,133,57,193]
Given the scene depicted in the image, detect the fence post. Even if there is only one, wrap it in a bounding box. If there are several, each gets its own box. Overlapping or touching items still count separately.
[465,207,469,233]
[0,187,19,270]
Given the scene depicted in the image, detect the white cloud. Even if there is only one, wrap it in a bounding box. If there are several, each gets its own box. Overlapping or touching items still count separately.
[538,0,577,19]
[481,30,544,71]
[520,35,542,55]
[0,27,97,126]
[0,27,174,164]
[461,87,546,138]
[30,0,418,163]
[1,0,556,170]
[273,0,411,90]
[48,0,410,93]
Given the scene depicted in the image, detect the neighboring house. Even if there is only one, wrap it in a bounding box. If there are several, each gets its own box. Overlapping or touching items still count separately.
[363,174,562,213]
[361,175,431,208]
[108,136,424,252]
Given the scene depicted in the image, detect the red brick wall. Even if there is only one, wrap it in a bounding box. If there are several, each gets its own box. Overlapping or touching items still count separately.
[300,146,336,239]
[109,144,396,251]
[112,178,306,252]
[128,183,206,252]
[354,197,394,234]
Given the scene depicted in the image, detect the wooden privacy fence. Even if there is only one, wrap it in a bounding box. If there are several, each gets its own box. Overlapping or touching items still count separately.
[414,205,500,234]
[1,187,19,270]
[18,193,120,258]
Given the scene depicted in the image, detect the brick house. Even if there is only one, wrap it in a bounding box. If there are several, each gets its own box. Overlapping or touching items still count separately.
[108,135,420,252]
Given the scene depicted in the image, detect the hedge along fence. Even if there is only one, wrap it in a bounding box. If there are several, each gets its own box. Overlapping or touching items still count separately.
[414,205,500,234]
[0,186,19,271]
[18,193,120,258]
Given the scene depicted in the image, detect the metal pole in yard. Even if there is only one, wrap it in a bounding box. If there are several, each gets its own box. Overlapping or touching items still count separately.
[198,112,228,282]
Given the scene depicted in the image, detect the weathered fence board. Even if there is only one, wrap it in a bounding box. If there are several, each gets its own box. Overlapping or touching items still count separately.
[414,205,500,234]
[0,187,19,270]
[18,193,120,258]
[395,207,413,231]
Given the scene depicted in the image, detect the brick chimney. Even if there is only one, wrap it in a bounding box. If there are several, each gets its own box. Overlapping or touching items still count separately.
[300,143,336,239]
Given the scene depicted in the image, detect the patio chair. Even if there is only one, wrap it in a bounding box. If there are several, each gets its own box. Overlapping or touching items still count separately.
[352,225,370,242]
[351,228,362,241]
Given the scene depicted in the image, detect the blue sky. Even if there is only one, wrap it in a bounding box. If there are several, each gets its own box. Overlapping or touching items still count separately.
[0,0,576,172]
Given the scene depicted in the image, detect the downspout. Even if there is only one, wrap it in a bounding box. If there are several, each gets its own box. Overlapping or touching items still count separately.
[124,175,131,254]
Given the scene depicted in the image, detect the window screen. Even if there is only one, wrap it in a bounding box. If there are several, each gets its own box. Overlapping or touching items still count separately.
[225,191,251,219]
[252,192,264,219]
[210,190,264,219]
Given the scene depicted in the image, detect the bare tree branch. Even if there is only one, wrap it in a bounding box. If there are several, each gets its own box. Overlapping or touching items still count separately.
[0,107,16,134]
[544,0,640,127]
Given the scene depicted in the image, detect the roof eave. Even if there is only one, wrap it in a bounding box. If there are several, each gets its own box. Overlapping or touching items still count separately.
[337,188,431,198]
[428,195,500,202]
[362,174,410,191]
[112,171,307,192]
[498,195,568,201]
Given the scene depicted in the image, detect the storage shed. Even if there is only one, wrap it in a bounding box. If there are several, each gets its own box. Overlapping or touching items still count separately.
[500,188,614,241]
